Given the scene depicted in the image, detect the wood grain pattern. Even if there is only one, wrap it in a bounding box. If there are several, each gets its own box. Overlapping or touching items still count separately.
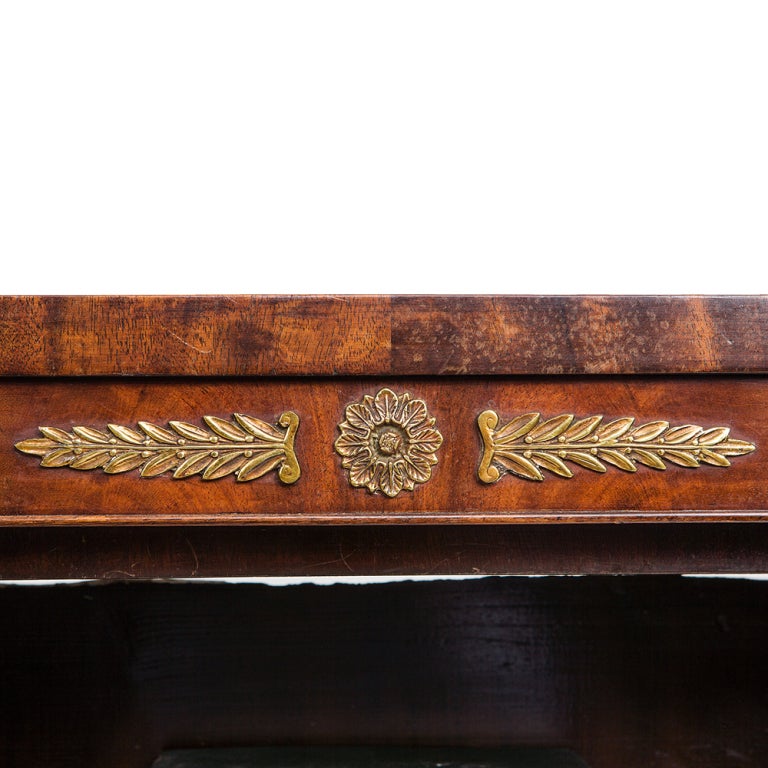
[0,296,390,377]
[1,376,765,525]
[1,578,766,768]
[391,295,768,375]
[1,296,766,376]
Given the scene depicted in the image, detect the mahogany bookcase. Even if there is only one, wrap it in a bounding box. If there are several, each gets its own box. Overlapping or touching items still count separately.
[1,296,767,767]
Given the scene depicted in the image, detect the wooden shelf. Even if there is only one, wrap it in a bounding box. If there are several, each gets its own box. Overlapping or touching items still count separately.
[1,295,766,767]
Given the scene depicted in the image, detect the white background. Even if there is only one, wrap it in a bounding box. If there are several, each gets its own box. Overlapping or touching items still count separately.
[1,1,766,295]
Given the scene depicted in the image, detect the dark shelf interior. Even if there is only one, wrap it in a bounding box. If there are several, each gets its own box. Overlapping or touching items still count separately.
[1,576,766,768]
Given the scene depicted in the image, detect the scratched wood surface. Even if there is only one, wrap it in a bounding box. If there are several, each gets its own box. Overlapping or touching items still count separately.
[1,376,765,525]
[2,578,766,768]
[1,295,766,376]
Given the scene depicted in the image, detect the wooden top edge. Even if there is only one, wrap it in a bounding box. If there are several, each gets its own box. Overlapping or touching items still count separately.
[1,294,766,376]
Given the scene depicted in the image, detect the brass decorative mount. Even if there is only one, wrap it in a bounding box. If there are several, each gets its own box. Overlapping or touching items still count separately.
[335,388,443,497]
[15,412,301,484]
[478,410,755,483]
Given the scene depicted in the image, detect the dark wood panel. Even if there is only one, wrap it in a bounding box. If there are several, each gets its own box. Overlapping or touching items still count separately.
[2,524,768,579]
[1,578,766,768]
[2,296,766,377]
[1,376,765,525]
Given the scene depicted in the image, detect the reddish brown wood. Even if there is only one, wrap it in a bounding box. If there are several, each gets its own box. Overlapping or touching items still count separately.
[0,296,390,377]
[1,376,765,525]
[1,296,766,376]
[392,295,768,375]
[1,524,767,579]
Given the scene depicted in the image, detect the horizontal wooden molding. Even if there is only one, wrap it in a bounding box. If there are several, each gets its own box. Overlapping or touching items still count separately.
[1,295,767,376]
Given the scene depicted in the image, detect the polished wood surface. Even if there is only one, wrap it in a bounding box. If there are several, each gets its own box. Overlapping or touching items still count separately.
[1,376,765,524]
[2,577,765,768]
[2,296,766,377]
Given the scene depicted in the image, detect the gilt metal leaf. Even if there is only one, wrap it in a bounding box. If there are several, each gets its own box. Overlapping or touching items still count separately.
[478,409,755,483]
[15,412,300,485]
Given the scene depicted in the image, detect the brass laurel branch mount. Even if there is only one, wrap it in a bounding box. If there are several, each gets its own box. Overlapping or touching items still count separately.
[478,410,755,483]
[15,412,301,484]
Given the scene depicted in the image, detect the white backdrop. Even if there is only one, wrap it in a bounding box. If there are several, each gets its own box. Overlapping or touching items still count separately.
[1,2,766,295]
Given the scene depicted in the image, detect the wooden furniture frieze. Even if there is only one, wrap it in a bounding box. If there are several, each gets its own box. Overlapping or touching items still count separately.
[2,375,764,524]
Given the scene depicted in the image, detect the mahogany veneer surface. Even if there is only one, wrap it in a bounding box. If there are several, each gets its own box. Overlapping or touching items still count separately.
[2,296,767,376]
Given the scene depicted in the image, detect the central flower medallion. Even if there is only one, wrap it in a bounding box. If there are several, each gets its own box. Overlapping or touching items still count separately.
[334,388,443,497]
